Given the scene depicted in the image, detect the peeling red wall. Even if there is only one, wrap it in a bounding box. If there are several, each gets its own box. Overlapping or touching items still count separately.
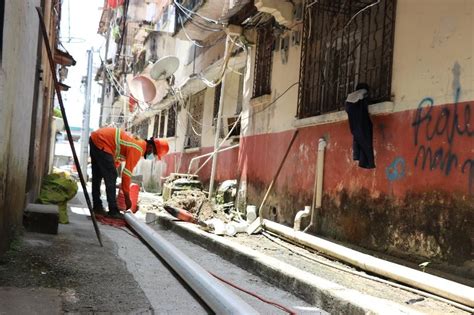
[162,98,474,267]
[242,99,474,202]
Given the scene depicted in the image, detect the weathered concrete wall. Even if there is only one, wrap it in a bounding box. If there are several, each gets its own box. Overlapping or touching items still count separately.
[0,0,42,253]
[154,1,474,275]
[241,101,474,267]
[238,0,474,269]
[164,1,474,271]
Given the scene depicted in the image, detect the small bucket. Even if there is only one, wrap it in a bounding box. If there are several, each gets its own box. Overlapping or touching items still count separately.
[117,184,140,213]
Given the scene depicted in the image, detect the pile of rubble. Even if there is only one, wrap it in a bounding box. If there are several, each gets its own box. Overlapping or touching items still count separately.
[160,173,256,236]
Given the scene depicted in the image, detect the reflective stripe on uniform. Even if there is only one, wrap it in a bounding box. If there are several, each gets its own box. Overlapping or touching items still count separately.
[120,139,144,153]
[115,128,121,159]
[115,128,143,159]
[123,168,133,177]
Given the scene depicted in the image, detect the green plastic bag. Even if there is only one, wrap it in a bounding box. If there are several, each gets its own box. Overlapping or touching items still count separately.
[37,172,78,224]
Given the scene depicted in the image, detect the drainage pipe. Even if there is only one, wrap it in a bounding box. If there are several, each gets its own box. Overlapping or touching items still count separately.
[304,138,327,232]
[188,143,240,174]
[263,219,474,307]
[293,206,310,231]
[125,212,259,315]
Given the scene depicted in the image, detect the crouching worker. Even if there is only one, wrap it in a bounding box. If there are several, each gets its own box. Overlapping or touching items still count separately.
[89,127,169,218]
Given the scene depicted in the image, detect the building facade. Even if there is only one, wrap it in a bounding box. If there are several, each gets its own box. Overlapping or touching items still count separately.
[0,1,65,253]
[99,0,473,275]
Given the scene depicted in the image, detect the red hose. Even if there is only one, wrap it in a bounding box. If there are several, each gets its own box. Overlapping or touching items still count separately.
[209,271,297,315]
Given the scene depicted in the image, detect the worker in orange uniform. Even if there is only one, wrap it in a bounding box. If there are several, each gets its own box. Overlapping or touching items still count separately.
[89,127,169,218]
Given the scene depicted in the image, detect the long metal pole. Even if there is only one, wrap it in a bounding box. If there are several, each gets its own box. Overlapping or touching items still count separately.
[99,17,111,127]
[36,7,103,246]
[80,49,93,177]
[208,40,230,200]
[124,212,259,315]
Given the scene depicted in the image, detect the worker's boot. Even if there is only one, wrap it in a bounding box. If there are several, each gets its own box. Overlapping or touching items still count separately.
[107,210,124,220]
[92,206,107,216]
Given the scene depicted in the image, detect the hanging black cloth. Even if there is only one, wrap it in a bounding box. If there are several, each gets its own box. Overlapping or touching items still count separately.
[345,84,376,169]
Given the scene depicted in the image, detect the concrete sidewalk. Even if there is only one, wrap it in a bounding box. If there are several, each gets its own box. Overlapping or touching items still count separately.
[0,207,153,314]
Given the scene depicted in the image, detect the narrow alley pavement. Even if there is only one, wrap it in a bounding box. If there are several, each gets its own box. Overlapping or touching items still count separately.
[0,189,325,314]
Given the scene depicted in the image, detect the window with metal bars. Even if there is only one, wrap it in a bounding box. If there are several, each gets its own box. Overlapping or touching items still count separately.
[138,120,148,140]
[167,105,177,137]
[159,113,166,138]
[213,83,222,125]
[153,112,160,137]
[252,18,274,98]
[185,90,205,148]
[297,0,396,118]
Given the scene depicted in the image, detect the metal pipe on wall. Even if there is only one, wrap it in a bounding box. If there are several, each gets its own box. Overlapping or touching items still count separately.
[188,143,240,173]
[80,49,93,177]
[305,138,327,232]
[124,212,259,315]
[263,219,474,308]
[294,138,326,231]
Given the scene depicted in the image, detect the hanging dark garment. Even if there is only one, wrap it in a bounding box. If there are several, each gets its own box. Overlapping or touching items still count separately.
[345,89,376,169]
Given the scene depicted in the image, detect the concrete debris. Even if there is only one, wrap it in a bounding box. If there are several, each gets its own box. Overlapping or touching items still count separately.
[162,173,202,202]
[216,180,237,205]
[165,189,228,223]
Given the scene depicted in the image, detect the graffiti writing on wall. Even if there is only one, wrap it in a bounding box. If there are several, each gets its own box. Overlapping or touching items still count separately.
[412,88,474,193]
[385,157,406,181]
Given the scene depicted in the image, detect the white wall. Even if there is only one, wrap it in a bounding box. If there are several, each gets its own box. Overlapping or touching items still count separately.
[391,0,474,109]
[0,0,42,249]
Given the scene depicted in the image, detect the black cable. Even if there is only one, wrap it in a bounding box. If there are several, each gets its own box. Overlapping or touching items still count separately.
[251,82,299,115]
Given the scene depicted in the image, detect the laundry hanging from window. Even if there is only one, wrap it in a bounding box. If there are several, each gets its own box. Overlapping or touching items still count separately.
[345,83,375,169]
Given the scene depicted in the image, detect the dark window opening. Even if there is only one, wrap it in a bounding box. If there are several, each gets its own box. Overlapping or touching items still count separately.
[185,90,204,148]
[135,119,148,139]
[153,113,160,137]
[213,83,222,125]
[159,112,166,138]
[297,0,396,118]
[167,105,177,137]
[227,116,241,138]
[252,18,274,98]
[236,68,244,114]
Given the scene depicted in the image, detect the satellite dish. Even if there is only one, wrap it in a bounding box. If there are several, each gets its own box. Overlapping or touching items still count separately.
[150,56,180,81]
[129,75,157,103]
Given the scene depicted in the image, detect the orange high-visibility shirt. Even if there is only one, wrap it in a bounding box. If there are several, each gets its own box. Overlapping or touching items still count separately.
[90,127,146,195]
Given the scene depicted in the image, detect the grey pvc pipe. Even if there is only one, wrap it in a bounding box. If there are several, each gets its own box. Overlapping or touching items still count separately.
[263,219,474,308]
[125,212,259,315]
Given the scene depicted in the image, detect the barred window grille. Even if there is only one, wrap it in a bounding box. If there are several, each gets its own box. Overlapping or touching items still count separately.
[213,83,222,125]
[167,105,177,137]
[153,112,160,137]
[252,18,274,98]
[185,90,205,148]
[297,0,396,118]
[138,120,148,140]
[159,113,166,138]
